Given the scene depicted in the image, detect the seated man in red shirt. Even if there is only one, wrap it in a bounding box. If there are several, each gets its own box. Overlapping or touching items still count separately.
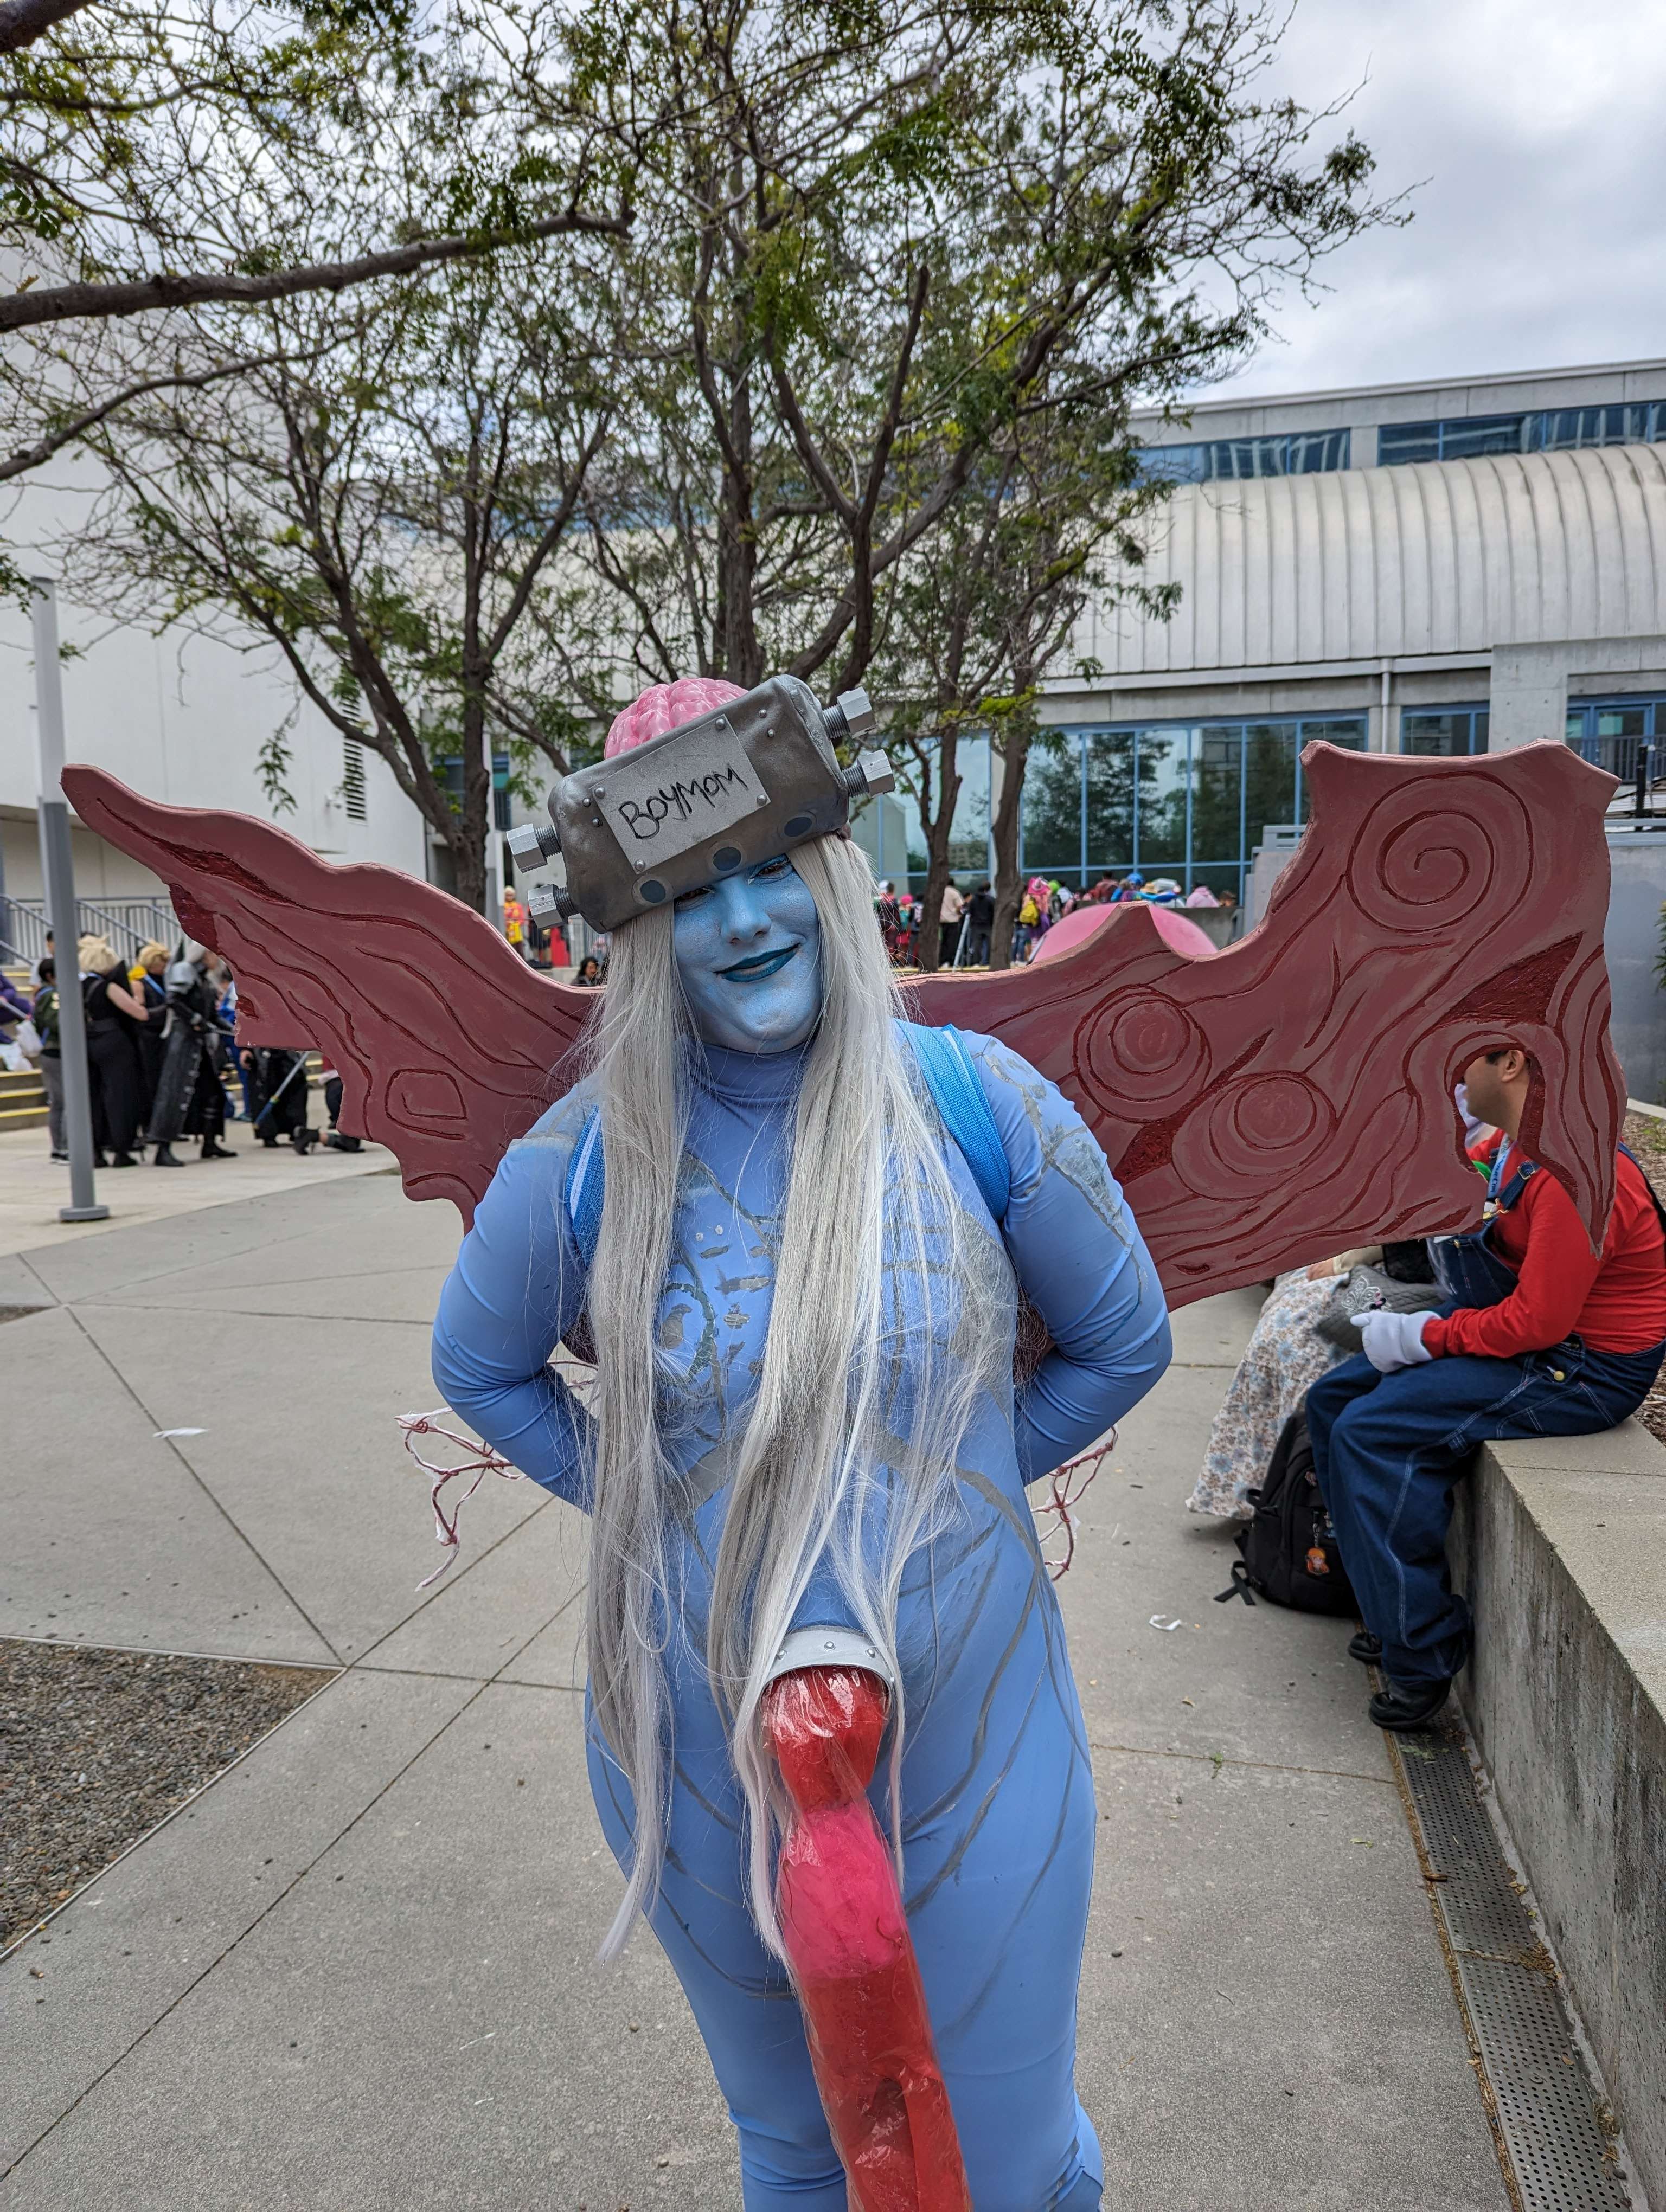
[1306,1043,1666,1731]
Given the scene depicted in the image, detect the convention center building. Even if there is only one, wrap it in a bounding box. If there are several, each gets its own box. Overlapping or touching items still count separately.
[973,356,1666,908]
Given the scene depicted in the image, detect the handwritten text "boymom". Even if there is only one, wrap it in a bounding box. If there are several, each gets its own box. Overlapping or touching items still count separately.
[616,761,752,843]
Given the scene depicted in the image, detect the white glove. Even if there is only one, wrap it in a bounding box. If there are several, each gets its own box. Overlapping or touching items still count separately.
[1353,1309,1435,1373]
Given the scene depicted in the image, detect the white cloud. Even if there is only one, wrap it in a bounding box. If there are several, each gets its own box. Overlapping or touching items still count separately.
[1202,0,1666,398]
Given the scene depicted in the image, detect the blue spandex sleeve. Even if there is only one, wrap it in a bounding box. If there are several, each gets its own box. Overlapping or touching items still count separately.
[966,1032,1172,1483]
[430,1099,595,1507]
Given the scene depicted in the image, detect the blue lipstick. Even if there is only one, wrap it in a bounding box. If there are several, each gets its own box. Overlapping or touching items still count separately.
[718,944,798,981]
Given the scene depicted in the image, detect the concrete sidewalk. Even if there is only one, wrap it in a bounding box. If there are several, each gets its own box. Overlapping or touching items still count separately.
[1,1176,1509,2210]
[0,1121,398,1259]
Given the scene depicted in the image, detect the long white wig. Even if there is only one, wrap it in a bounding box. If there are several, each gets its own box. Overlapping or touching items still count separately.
[581,832,1009,1958]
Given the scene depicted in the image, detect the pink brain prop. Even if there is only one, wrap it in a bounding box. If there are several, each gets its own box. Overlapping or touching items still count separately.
[61,740,1623,1307]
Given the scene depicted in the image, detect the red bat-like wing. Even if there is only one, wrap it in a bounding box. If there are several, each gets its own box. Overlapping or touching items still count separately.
[62,767,591,1223]
[912,740,1625,1300]
[67,741,1623,1303]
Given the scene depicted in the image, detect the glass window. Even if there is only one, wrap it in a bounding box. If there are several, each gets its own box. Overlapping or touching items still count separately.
[1295,718,1366,821]
[1084,732,1135,868]
[1380,415,1525,465]
[1437,414,1527,461]
[1139,442,1209,484]
[1134,727,1191,868]
[1244,723,1298,848]
[947,735,990,875]
[1596,706,1647,741]
[1404,713,1471,757]
[1381,406,1666,467]
[1531,405,1633,452]
[1137,428,1350,485]
[1026,709,1460,907]
[1376,421,1441,467]
[442,751,512,829]
[1525,403,1666,452]
[1287,429,1351,473]
[1190,726,1244,867]
[1403,707,1490,757]
[1565,697,1666,786]
[1022,733,1087,876]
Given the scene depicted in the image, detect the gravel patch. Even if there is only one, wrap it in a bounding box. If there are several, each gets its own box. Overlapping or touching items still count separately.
[1,1639,335,1946]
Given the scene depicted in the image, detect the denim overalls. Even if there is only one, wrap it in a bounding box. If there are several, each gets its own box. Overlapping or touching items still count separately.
[1306,1142,1666,1687]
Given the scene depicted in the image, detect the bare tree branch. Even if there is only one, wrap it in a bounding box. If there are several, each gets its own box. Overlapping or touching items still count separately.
[0,344,324,483]
[0,0,93,56]
[0,203,631,334]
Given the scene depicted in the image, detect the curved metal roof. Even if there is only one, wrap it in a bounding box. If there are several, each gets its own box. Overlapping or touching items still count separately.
[1084,442,1666,673]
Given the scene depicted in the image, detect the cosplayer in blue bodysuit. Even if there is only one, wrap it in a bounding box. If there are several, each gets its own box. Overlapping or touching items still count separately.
[433,823,1170,2208]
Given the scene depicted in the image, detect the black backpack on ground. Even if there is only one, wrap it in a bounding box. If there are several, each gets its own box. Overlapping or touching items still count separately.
[1216,1410,1358,1616]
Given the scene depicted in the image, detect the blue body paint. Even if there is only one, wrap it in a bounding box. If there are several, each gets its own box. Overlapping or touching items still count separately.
[433,1001,1170,2209]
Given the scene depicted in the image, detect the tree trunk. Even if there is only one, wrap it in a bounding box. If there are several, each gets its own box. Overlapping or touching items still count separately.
[989,723,1032,969]
[718,402,762,685]
[457,685,491,916]
[912,730,960,975]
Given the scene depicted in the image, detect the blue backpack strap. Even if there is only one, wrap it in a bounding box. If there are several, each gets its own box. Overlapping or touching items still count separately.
[563,1107,605,1269]
[901,1021,1011,1224]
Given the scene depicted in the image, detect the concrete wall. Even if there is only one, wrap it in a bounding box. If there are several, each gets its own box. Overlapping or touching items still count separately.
[1450,1427,1666,2210]
[1606,827,1666,1102]
[1491,635,1666,750]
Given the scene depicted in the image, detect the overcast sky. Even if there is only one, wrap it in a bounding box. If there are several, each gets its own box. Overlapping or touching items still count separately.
[1203,0,1666,401]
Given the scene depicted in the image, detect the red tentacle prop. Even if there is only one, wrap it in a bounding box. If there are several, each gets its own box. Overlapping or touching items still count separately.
[764,1666,970,2211]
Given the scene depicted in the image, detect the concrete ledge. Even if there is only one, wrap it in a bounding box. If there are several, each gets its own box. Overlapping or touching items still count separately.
[1451,1418,1666,2207]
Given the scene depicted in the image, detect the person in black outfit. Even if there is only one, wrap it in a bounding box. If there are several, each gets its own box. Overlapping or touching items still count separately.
[31,960,66,1159]
[244,1045,317,1150]
[964,881,995,967]
[76,935,146,1166]
[149,946,237,1166]
[322,1066,361,1151]
[130,942,170,1131]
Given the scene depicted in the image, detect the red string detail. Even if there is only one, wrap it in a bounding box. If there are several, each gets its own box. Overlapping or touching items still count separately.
[398,1410,520,1588]
[1035,1429,1114,1582]
[397,1364,592,1589]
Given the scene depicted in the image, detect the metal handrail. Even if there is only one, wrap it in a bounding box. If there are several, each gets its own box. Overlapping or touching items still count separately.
[1,925,37,974]
[3,894,179,961]
[0,902,49,962]
[76,896,180,957]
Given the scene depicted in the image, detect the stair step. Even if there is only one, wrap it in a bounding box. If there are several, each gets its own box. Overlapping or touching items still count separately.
[1,1061,47,1132]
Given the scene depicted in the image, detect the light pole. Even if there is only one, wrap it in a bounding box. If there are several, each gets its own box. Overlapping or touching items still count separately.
[30,579,107,1223]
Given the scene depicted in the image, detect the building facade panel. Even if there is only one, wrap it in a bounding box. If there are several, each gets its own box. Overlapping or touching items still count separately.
[1024,364,1666,947]
[1088,442,1666,679]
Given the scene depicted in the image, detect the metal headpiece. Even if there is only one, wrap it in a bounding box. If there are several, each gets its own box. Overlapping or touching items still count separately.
[507,676,892,933]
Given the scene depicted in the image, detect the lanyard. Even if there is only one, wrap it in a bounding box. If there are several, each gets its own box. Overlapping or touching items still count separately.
[1486,1139,1513,1203]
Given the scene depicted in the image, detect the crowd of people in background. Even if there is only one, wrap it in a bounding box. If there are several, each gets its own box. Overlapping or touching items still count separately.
[0,931,358,1168]
[497,870,1244,983]
[874,869,1239,968]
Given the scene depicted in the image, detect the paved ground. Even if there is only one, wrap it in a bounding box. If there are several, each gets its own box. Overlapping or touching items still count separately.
[0,1121,398,1259]
[0,1174,1510,2211]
